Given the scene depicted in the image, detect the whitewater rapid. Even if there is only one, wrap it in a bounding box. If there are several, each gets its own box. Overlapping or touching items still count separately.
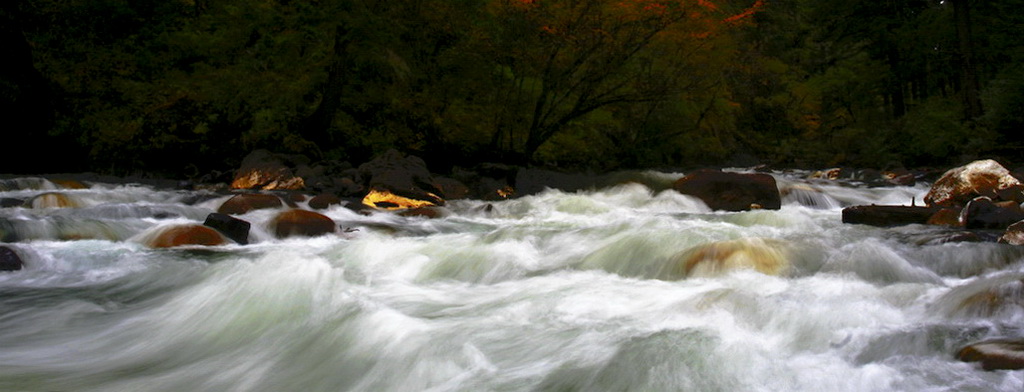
[0,172,1022,391]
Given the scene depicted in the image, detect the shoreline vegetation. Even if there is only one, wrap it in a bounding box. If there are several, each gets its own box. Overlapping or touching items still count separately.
[3,0,1024,178]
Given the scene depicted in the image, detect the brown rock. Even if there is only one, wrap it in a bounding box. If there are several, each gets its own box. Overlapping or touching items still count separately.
[398,207,448,219]
[668,238,790,279]
[217,194,284,215]
[841,205,941,227]
[958,340,1024,370]
[308,193,343,210]
[271,209,336,238]
[925,159,1022,208]
[230,150,306,190]
[927,208,963,226]
[999,221,1024,245]
[28,192,82,209]
[672,169,781,211]
[144,224,229,248]
[49,179,88,189]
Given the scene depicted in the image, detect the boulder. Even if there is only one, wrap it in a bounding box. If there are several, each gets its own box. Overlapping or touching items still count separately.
[926,208,963,227]
[960,197,1024,230]
[808,168,842,180]
[358,150,445,206]
[398,207,448,219]
[49,179,88,189]
[27,192,82,208]
[230,149,306,190]
[672,169,780,211]
[362,189,442,210]
[271,209,336,238]
[841,205,941,227]
[217,194,284,215]
[669,238,790,279]
[308,193,343,210]
[0,246,23,271]
[999,221,1024,245]
[924,159,1023,208]
[143,224,230,248]
[203,213,251,245]
[958,340,1024,371]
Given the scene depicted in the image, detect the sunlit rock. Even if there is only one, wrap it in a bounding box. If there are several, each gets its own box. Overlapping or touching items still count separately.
[925,159,1023,208]
[28,192,82,208]
[230,149,306,190]
[362,189,442,210]
[999,221,1024,245]
[142,224,230,248]
[270,209,336,238]
[0,246,23,271]
[672,169,780,211]
[217,194,284,215]
[203,213,251,245]
[958,340,1024,371]
[668,238,790,278]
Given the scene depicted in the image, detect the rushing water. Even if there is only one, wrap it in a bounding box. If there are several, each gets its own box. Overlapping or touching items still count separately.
[0,171,1022,392]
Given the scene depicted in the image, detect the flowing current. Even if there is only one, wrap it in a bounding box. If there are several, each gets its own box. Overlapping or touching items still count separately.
[1,171,1022,392]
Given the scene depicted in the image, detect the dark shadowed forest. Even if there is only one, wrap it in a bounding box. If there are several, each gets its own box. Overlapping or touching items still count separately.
[2,0,1023,177]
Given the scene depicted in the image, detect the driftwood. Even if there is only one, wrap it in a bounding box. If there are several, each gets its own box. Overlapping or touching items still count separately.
[841,205,941,227]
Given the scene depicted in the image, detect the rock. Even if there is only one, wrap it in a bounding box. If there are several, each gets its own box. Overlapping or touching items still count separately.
[27,192,81,208]
[924,159,1023,208]
[960,197,1024,230]
[49,179,88,189]
[0,246,24,271]
[143,224,230,248]
[808,168,842,180]
[999,221,1024,245]
[433,176,470,200]
[670,238,790,278]
[841,205,941,227]
[362,189,442,210]
[882,169,917,186]
[927,208,963,226]
[398,207,448,219]
[203,213,251,245]
[0,198,24,208]
[217,194,284,215]
[230,149,306,190]
[308,193,343,210]
[358,150,445,206]
[941,275,1024,318]
[958,340,1024,370]
[271,209,336,238]
[672,169,781,211]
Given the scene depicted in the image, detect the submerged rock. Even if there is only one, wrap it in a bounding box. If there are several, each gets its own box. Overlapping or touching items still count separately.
[669,238,790,278]
[143,224,230,248]
[271,209,336,238]
[217,194,284,215]
[0,246,23,271]
[958,340,1024,371]
[925,159,1022,208]
[672,169,781,211]
[27,192,82,209]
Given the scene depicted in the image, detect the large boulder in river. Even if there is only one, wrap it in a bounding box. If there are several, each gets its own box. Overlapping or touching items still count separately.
[358,150,445,209]
[0,246,24,271]
[668,238,790,278]
[672,169,780,211]
[999,221,1024,245]
[924,159,1023,208]
[960,197,1024,230]
[203,213,251,245]
[958,340,1024,371]
[270,209,336,238]
[143,224,230,248]
[230,150,306,191]
[27,192,82,208]
[217,194,284,215]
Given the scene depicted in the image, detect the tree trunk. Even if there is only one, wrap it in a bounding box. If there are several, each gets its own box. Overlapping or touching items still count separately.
[952,0,983,120]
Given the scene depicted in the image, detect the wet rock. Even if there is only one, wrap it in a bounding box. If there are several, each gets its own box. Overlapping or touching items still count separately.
[958,340,1024,371]
[271,209,336,238]
[670,238,790,278]
[999,221,1024,245]
[940,275,1024,318]
[0,246,23,271]
[358,150,445,207]
[434,176,470,200]
[308,193,343,210]
[841,205,941,227]
[926,208,963,227]
[808,168,842,180]
[203,213,251,245]
[672,169,781,211]
[143,224,230,248]
[27,192,81,208]
[961,197,1024,230]
[217,194,284,215]
[0,198,24,208]
[925,159,1022,208]
[49,179,88,189]
[230,149,306,190]
[398,207,448,219]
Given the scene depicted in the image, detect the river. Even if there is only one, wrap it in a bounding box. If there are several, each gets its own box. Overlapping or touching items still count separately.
[0,171,1021,391]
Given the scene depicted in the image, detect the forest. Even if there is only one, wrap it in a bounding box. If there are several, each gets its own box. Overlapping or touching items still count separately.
[2,0,1023,177]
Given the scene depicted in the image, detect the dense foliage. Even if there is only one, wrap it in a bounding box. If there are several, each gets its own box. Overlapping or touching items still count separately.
[2,0,1022,176]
